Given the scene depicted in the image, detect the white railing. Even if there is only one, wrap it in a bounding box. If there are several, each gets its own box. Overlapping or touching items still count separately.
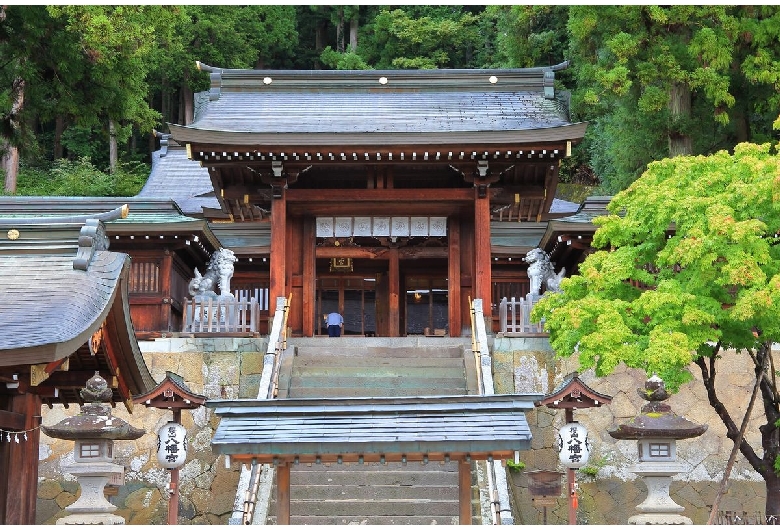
[230,294,291,525]
[498,296,546,335]
[182,297,260,333]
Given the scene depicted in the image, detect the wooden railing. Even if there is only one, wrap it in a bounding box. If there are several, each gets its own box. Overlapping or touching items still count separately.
[182,296,260,334]
[498,296,546,336]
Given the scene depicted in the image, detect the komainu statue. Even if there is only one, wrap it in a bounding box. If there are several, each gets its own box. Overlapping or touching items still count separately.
[188,248,237,298]
[524,247,566,296]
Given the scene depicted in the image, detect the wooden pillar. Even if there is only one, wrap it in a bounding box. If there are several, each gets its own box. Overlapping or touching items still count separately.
[302,219,316,337]
[448,217,461,337]
[269,190,287,313]
[161,250,173,332]
[388,248,400,336]
[276,462,291,525]
[0,393,42,524]
[473,189,492,319]
[458,459,472,525]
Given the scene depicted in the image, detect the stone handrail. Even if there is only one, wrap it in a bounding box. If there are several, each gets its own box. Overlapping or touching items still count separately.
[498,295,546,336]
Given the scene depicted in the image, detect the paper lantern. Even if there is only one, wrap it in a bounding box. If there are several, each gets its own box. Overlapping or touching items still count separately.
[156,421,187,469]
[557,422,590,469]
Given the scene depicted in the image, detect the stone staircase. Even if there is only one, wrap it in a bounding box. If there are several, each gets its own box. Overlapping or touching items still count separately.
[265,337,480,525]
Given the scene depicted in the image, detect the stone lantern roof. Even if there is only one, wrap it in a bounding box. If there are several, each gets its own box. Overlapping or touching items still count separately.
[42,372,145,441]
[609,374,707,440]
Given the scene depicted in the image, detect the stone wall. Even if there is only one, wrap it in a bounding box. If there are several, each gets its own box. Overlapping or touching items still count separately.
[493,336,773,525]
[36,337,267,525]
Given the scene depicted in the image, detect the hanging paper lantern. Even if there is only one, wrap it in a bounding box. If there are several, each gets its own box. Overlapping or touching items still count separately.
[156,421,187,469]
[557,422,591,469]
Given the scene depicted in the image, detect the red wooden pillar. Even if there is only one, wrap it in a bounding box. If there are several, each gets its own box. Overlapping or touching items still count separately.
[448,217,461,337]
[459,459,472,525]
[474,189,492,314]
[0,393,42,524]
[388,248,400,336]
[161,250,173,331]
[302,219,316,337]
[269,189,287,313]
[276,462,291,525]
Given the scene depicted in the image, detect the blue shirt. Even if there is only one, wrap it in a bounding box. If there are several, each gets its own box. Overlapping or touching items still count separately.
[326,313,343,326]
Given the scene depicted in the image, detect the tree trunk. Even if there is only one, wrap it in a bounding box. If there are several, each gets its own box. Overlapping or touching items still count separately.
[2,76,25,193]
[181,84,194,125]
[668,81,692,157]
[349,11,359,51]
[1,146,19,194]
[336,6,345,53]
[54,116,65,160]
[109,118,117,174]
[765,472,780,523]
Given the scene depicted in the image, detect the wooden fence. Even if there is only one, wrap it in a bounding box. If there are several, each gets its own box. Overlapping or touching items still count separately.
[182,296,260,334]
[714,511,779,525]
[498,296,546,336]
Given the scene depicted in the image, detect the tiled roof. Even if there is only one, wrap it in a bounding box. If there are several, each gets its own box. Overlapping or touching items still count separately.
[138,144,220,215]
[0,251,126,359]
[170,66,586,146]
[207,394,539,461]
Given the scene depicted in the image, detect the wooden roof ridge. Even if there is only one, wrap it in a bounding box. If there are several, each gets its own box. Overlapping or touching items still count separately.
[133,371,206,409]
[196,60,570,94]
[0,204,128,226]
[537,371,612,408]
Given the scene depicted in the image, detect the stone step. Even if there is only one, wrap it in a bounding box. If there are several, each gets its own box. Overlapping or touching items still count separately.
[289,462,458,485]
[288,387,472,398]
[291,365,465,379]
[265,514,473,525]
[285,484,459,500]
[267,498,459,517]
[288,375,467,391]
[293,345,466,359]
[292,355,466,368]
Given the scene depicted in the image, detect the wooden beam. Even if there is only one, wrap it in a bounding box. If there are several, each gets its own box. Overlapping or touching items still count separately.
[276,462,291,525]
[0,393,42,524]
[473,189,492,312]
[269,189,287,313]
[302,219,315,337]
[388,249,399,337]
[314,246,448,260]
[286,188,473,204]
[0,409,25,430]
[459,460,472,525]
[448,218,461,337]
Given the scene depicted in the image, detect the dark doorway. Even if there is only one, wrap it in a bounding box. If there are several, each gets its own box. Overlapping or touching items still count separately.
[316,278,377,336]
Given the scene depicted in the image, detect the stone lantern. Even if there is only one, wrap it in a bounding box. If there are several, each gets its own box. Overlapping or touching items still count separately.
[609,374,707,525]
[42,372,145,525]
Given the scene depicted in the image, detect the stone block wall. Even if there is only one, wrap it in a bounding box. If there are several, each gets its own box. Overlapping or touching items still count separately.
[493,336,772,525]
[36,337,267,525]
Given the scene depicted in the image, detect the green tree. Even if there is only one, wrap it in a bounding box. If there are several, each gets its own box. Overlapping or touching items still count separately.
[531,143,780,515]
[360,7,482,69]
[567,6,780,193]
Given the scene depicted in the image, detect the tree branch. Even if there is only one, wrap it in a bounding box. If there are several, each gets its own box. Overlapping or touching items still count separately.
[695,348,763,470]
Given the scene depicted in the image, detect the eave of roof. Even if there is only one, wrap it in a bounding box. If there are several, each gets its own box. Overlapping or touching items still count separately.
[170,123,588,149]
[207,394,540,462]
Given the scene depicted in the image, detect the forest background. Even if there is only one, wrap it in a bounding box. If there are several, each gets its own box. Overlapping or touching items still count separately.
[1,5,779,197]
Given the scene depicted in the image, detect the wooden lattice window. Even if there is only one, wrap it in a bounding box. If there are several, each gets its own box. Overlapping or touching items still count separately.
[130,260,160,294]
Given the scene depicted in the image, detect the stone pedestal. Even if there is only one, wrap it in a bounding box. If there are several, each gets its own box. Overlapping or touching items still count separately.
[628,462,691,525]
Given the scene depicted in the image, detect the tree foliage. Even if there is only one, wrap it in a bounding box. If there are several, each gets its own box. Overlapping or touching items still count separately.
[568,6,780,193]
[531,143,780,511]
[2,6,780,195]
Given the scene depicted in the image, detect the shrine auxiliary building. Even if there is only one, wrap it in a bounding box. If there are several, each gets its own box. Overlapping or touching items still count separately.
[169,64,587,338]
